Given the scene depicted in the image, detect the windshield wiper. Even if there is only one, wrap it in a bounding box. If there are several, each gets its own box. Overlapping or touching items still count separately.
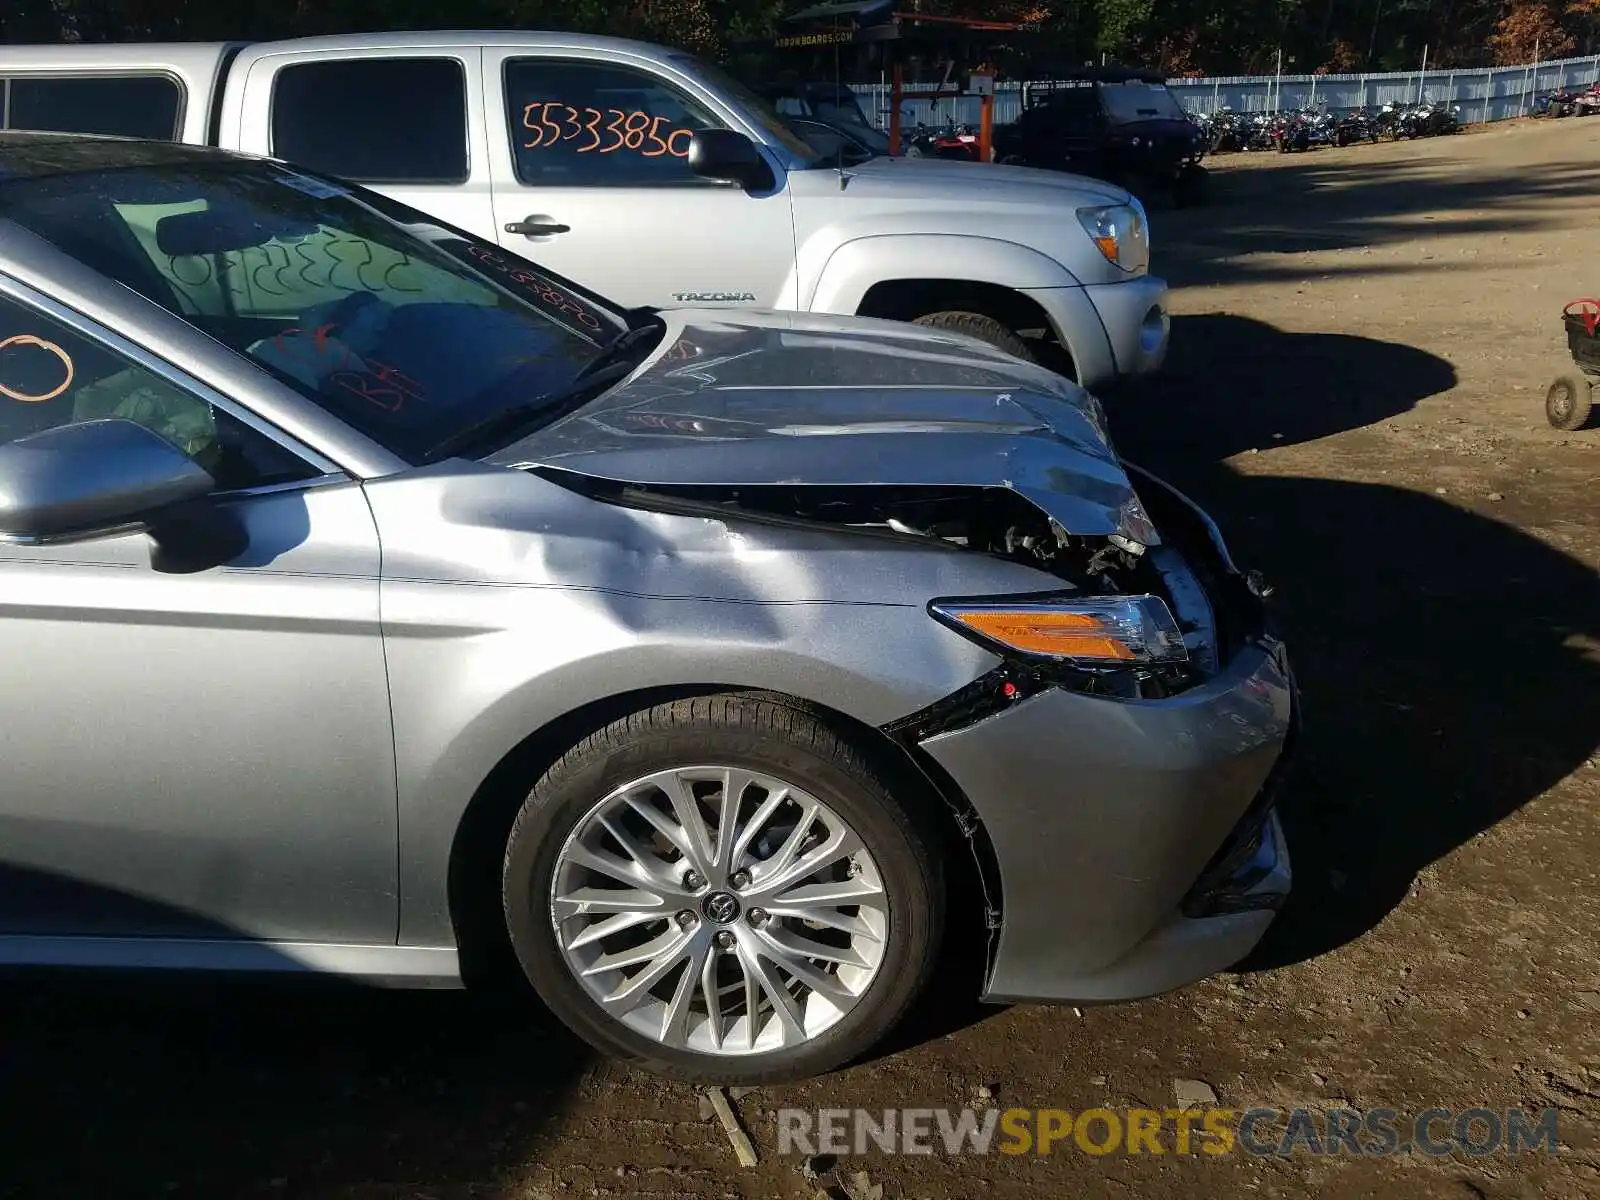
[572,319,665,386]
[423,359,640,463]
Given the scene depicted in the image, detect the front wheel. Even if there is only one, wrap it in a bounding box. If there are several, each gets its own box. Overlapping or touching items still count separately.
[1546,373,1594,430]
[911,310,1035,361]
[502,695,944,1083]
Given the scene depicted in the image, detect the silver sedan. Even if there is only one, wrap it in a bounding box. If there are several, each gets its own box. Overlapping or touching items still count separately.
[0,133,1293,1082]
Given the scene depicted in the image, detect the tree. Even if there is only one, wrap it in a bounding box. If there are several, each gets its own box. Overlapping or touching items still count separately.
[1487,1,1575,62]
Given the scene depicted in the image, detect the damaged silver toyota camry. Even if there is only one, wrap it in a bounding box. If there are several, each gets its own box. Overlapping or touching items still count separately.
[0,136,1293,1083]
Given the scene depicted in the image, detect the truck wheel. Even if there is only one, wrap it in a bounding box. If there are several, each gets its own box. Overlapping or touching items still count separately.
[501,694,944,1084]
[1545,373,1594,430]
[1173,164,1210,208]
[911,311,1035,361]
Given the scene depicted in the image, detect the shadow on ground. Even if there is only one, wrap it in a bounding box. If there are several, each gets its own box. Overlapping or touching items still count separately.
[1126,311,1458,457]
[0,873,591,1198]
[1148,144,1600,288]
[1109,316,1600,970]
[0,969,590,1198]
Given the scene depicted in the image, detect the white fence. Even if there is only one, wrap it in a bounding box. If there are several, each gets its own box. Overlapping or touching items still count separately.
[849,53,1600,128]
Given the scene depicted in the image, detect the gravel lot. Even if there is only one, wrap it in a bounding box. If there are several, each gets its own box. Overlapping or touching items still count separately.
[2,118,1596,1200]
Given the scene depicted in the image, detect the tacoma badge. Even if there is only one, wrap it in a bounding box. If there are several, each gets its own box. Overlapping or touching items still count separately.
[672,291,757,303]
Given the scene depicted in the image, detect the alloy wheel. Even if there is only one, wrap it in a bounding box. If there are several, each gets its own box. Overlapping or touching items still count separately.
[548,765,890,1056]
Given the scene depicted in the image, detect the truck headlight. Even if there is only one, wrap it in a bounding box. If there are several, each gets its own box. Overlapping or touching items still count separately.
[1077,203,1150,275]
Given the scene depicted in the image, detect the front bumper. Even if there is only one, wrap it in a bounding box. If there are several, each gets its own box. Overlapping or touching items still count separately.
[1024,274,1170,389]
[918,637,1295,1005]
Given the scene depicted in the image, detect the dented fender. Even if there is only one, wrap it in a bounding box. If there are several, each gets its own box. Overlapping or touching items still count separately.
[362,462,1052,946]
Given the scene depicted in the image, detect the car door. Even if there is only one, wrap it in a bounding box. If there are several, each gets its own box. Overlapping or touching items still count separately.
[0,277,397,945]
[483,50,798,310]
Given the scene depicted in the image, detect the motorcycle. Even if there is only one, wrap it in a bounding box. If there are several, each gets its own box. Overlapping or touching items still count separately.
[1335,108,1380,145]
[905,120,982,161]
[1200,107,1247,153]
[1536,88,1578,118]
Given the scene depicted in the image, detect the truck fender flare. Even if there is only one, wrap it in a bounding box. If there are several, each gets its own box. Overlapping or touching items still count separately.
[805,234,1083,316]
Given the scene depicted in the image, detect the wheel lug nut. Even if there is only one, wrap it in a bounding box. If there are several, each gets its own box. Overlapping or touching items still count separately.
[729,869,751,889]
[748,908,768,927]
[714,930,735,949]
[675,910,697,929]
[683,870,705,890]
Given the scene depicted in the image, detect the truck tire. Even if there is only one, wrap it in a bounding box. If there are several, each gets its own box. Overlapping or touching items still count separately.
[1173,164,1210,208]
[911,311,1035,362]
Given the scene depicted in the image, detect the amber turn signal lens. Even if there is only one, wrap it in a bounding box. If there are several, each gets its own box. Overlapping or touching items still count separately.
[947,609,1135,660]
[931,596,1188,665]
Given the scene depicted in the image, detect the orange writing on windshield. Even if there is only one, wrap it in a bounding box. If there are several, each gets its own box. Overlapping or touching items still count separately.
[465,245,604,332]
[271,324,428,413]
[521,102,694,158]
[0,334,74,403]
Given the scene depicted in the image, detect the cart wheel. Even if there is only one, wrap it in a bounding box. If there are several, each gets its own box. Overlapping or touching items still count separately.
[1545,373,1594,430]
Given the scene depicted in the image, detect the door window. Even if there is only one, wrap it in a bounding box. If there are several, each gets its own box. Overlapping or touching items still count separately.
[2,75,183,140]
[1028,89,1100,137]
[502,58,722,187]
[0,294,317,493]
[271,58,469,184]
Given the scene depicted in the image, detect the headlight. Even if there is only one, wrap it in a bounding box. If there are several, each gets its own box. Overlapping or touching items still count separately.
[930,595,1187,665]
[1077,203,1149,274]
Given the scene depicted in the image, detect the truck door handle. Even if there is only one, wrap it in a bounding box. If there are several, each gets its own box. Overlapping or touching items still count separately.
[504,218,570,237]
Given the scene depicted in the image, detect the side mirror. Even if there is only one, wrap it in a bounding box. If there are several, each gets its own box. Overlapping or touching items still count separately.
[0,418,214,541]
[686,130,775,191]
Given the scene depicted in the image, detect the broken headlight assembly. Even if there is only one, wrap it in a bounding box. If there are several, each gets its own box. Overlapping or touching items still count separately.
[883,594,1197,743]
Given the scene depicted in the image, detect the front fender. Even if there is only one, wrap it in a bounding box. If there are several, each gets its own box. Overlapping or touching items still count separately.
[365,459,1045,948]
[388,596,1000,946]
[805,233,1084,315]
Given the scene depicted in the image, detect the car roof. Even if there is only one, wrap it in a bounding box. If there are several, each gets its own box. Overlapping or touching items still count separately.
[0,131,252,181]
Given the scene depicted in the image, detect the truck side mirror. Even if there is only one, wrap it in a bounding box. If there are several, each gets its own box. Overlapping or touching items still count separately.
[687,130,775,192]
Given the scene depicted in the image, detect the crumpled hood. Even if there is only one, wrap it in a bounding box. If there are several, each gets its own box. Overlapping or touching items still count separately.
[489,308,1159,545]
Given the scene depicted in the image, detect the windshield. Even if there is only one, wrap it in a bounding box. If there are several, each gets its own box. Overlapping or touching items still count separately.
[669,54,852,166]
[1098,81,1188,124]
[0,158,636,464]
[805,87,877,134]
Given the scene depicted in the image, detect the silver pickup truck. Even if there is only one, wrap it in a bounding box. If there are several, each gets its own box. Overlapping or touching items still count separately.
[0,32,1170,387]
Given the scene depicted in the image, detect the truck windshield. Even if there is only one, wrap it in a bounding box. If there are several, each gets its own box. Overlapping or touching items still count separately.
[0,156,640,464]
[1098,82,1188,124]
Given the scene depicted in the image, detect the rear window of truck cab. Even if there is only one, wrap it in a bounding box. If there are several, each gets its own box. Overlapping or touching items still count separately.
[0,74,183,140]
[270,58,469,184]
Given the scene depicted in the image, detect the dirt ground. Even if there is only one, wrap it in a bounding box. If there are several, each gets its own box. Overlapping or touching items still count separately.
[2,120,1597,1200]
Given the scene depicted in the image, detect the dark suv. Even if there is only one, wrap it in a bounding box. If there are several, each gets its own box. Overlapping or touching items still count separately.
[992,69,1209,206]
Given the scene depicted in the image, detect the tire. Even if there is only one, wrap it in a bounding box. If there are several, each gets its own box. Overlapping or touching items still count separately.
[1174,164,1210,208]
[1545,373,1594,431]
[501,694,944,1084]
[911,310,1035,361]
